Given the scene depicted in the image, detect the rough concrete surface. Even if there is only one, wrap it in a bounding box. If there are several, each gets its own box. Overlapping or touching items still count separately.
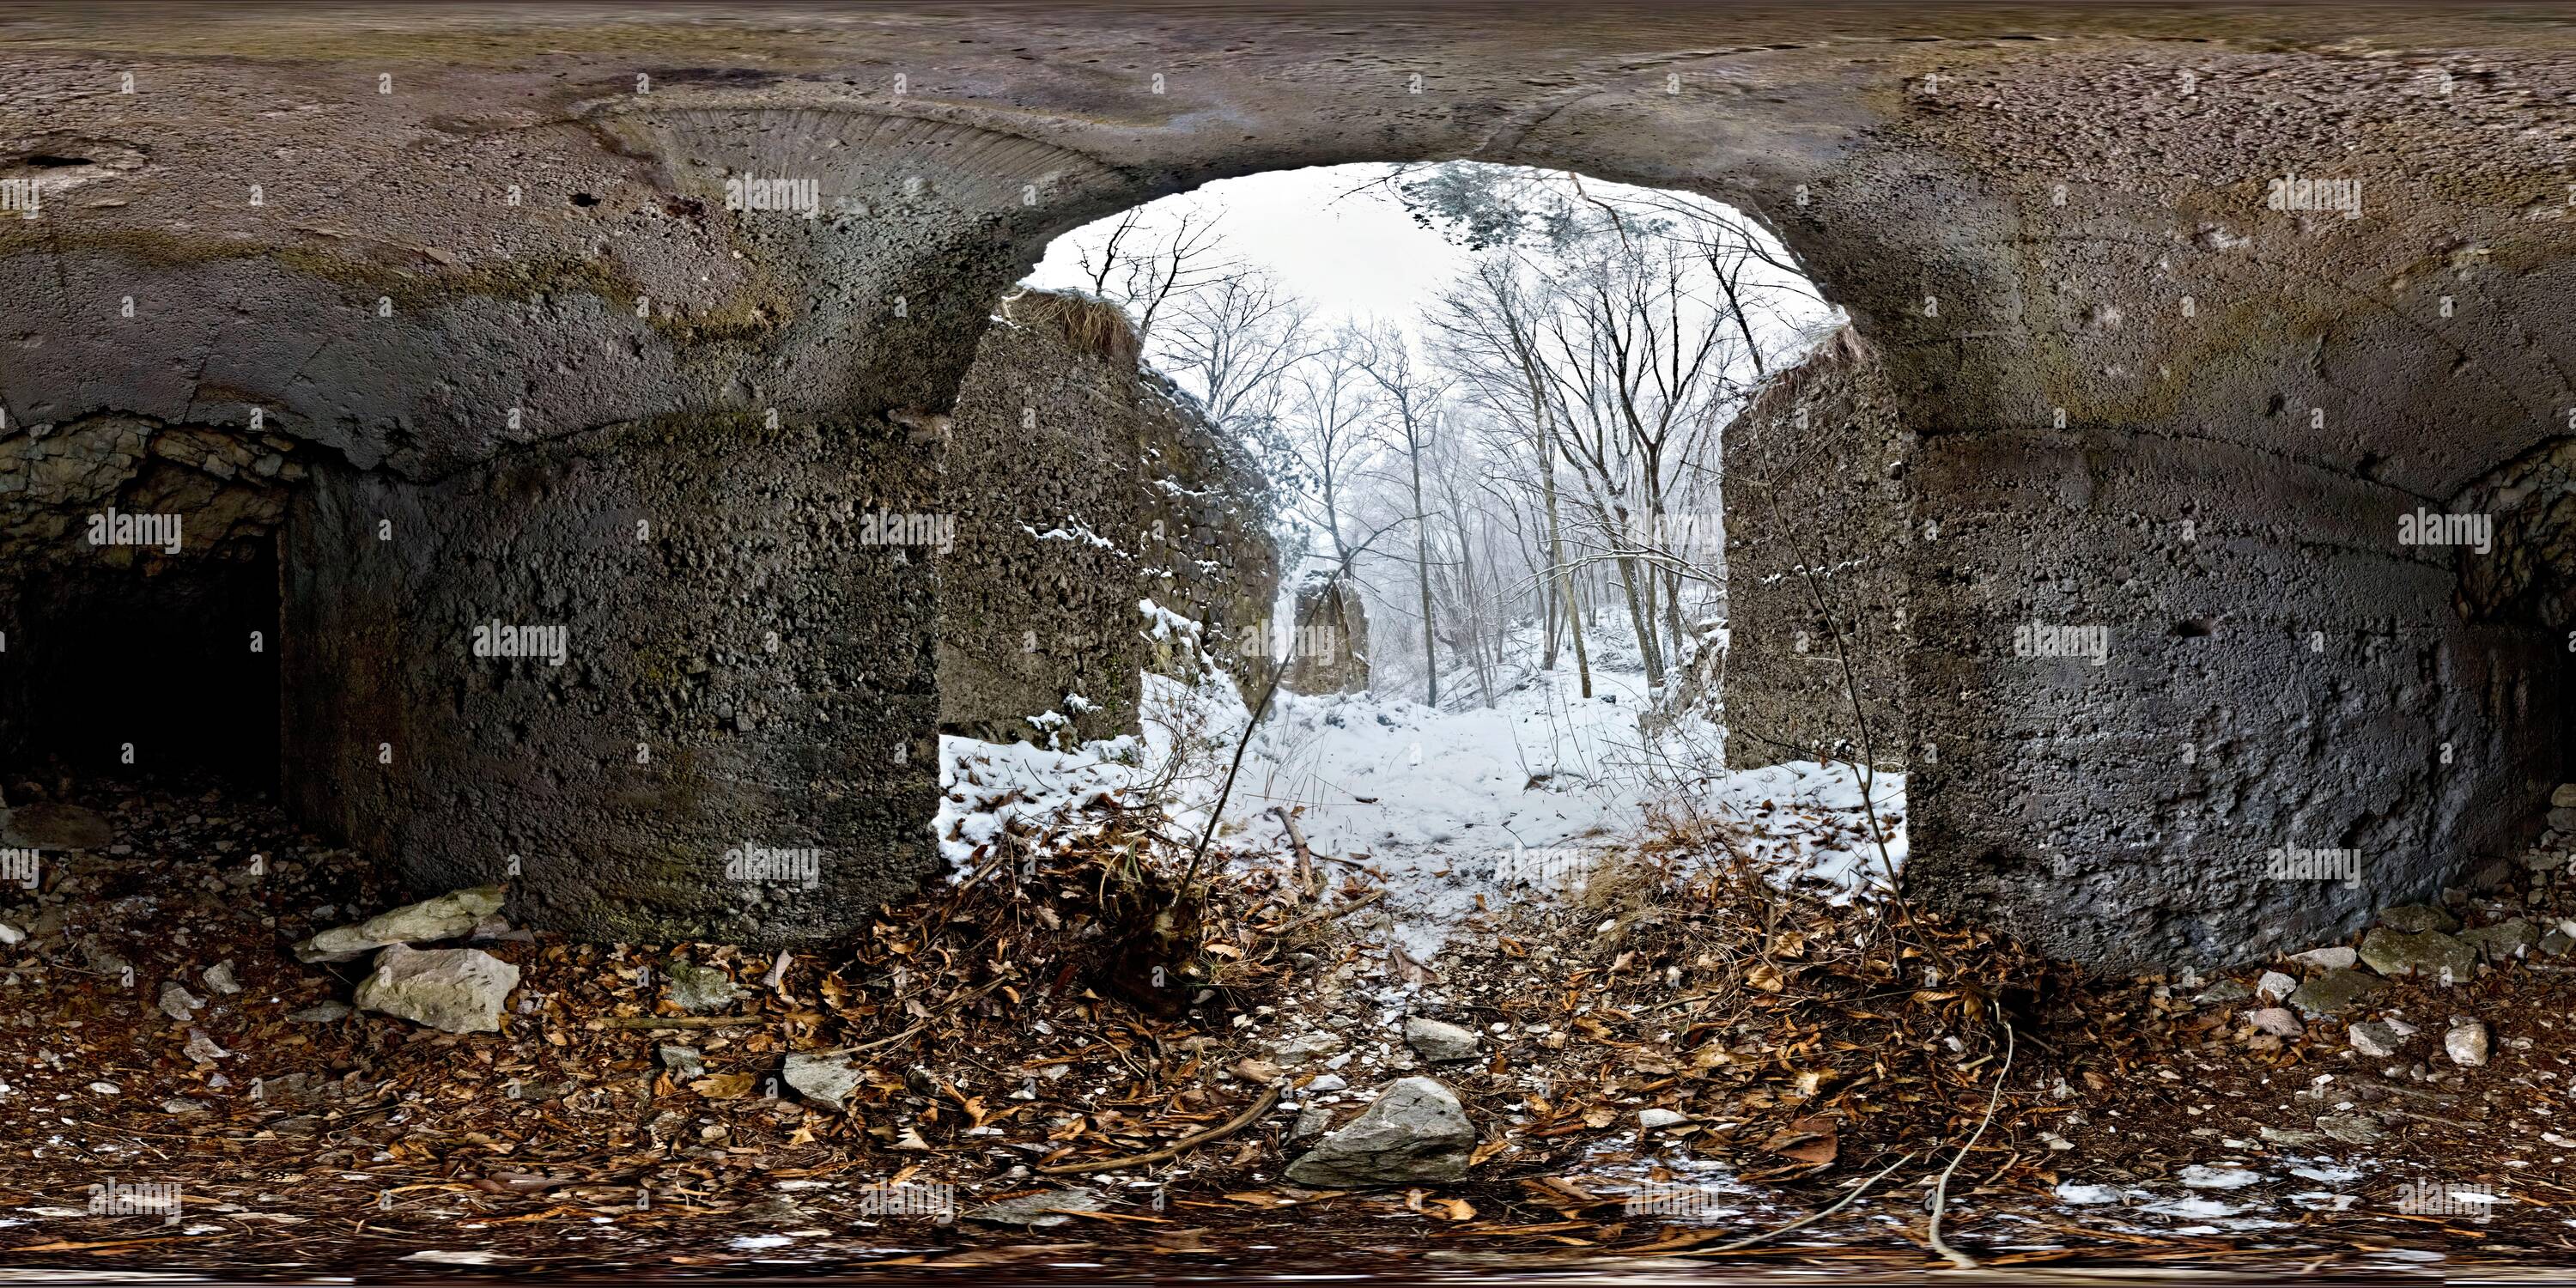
[1,4,2573,967]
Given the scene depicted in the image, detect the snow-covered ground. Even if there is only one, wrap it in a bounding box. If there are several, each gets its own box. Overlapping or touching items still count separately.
[937,605,1905,960]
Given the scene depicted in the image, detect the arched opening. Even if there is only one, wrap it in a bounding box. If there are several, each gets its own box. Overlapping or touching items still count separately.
[933,160,1905,957]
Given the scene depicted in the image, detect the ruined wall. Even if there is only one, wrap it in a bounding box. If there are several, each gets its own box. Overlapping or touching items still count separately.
[282,414,943,945]
[941,291,1278,745]
[1717,328,1911,773]
[10,6,2576,968]
[1284,578,1370,696]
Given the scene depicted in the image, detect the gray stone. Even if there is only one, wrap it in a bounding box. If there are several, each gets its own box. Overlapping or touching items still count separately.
[2357,927,2478,982]
[2286,968,2386,1017]
[202,961,241,994]
[2553,784,2576,810]
[967,1188,1103,1228]
[1638,1108,1690,1129]
[2190,980,2253,1006]
[2553,808,2576,835]
[2445,1021,2490,1067]
[2348,1020,2405,1059]
[1284,1077,1475,1188]
[2316,1114,2385,1145]
[2257,1124,2322,1147]
[781,1052,865,1105]
[0,804,112,851]
[1271,1030,1349,1066]
[658,1045,704,1078]
[158,981,204,1022]
[353,945,519,1034]
[295,886,506,963]
[2378,904,2460,934]
[2287,945,2357,971]
[2543,930,2575,957]
[1292,1104,1334,1140]
[2255,970,2297,1002]
[1402,1017,1480,1064]
[666,962,741,1013]
[288,1001,351,1023]
[2461,918,2539,962]
[2247,1006,2303,1037]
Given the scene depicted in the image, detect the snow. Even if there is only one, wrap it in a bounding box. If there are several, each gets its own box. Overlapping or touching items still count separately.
[934,604,1908,962]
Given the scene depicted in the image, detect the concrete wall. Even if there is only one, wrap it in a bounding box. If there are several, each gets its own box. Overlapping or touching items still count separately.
[939,291,1279,745]
[1718,328,1911,774]
[281,414,944,945]
[9,6,2576,968]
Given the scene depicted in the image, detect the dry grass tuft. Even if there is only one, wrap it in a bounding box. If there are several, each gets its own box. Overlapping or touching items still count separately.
[1003,289,1143,368]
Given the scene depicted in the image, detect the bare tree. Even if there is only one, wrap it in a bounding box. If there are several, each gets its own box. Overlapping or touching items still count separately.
[1355,324,1455,707]
[1067,204,1243,343]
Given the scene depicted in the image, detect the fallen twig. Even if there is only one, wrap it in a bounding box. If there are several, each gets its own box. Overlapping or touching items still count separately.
[1927,1018,2014,1270]
[1268,888,1385,939]
[1038,1084,1283,1176]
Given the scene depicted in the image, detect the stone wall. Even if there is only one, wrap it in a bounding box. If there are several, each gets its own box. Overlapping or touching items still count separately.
[1717,328,1911,773]
[280,414,944,946]
[940,290,1278,744]
[1283,578,1370,696]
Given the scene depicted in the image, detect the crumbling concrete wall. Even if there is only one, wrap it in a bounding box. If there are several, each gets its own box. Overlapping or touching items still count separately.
[9,6,2576,969]
[1284,578,1370,696]
[1717,328,1911,774]
[281,414,943,946]
[940,290,1279,744]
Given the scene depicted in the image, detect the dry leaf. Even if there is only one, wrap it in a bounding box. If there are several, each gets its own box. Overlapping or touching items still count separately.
[689,1072,753,1099]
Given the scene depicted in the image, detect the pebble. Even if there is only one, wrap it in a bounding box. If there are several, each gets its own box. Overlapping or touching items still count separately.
[2247,1006,2303,1037]
[288,1001,351,1023]
[1638,1108,1690,1129]
[2255,970,2297,1001]
[2287,945,2357,970]
[158,981,205,1022]
[2445,1020,2490,1067]
[2348,1020,2405,1059]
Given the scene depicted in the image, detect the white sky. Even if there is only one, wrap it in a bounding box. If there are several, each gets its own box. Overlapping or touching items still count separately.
[1026,165,1473,330]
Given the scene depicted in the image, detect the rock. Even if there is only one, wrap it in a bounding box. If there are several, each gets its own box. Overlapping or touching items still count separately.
[2445,1021,2490,1067]
[2348,1021,2406,1058]
[2470,859,2514,891]
[1402,1017,1479,1063]
[2288,945,2357,971]
[781,1052,865,1106]
[288,1001,350,1024]
[666,962,741,1012]
[161,1097,208,1115]
[0,922,21,945]
[1285,1077,1475,1188]
[2247,1007,2303,1037]
[2543,930,2575,957]
[1305,1073,1347,1092]
[2255,970,2298,1002]
[184,1028,229,1062]
[2257,1124,2322,1147]
[658,1046,705,1078]
[353,945,519,1034]
[967,1188,1104,1228]
[1271,1030,1349,1066]
[295,885,506,963]
[2316,1113,2384,1145]
[2356,927,2477,982]
[2190,980,2252,1006]
[1292,1104,1334,1140]
[2553,783,2576,810]
[2286,968,2386,1017]
[2554,808,2576,834]
[0,803,112,850]
[2461,918,2539,962]
[158,981,204,1022]
[203,961,241,994]
[2378,904,2460,934]
[1638,1108,1690,1130]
